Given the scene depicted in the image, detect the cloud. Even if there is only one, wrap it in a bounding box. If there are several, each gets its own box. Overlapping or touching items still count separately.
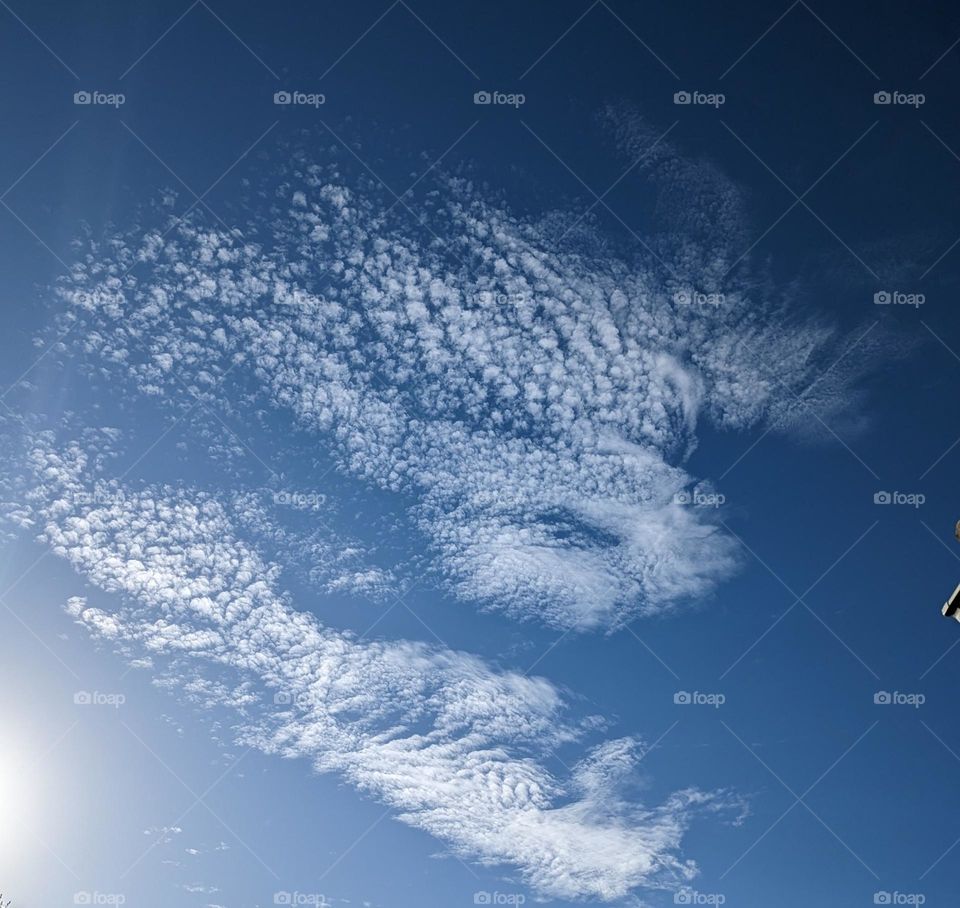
[229,490,399,603]
[3,115,885,901]
[26,435,738,901]
[45,117,883,631]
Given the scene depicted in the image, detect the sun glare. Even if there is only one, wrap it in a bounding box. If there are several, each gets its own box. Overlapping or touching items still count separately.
[0,746,37,856]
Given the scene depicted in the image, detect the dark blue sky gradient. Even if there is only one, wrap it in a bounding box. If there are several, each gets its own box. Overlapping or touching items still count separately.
[3,3,960,907]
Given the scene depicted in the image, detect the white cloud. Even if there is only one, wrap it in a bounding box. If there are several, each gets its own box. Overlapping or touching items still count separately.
[29,437,737,901]
[47,118,882,630]
[5,115,884,900]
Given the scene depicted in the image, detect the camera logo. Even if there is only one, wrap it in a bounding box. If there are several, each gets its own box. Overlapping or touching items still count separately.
[673,289,724,307]
[71,489,127,507]
[473,90,525,108]
[874,893,926,905]
[73,90,125,108]
[874,691,925,708]
[273,690,316,709]
[873,90,925,108]
[74,894,126,906]
[673,90,725,108]
[273,893,331,906]
[674,490,725,508]
[674,890,726,905]
[473,894,526,906]
[874,290,924,308]
[74,690,126,708]
[274,90,326,108]
[475,290,527,307]
[273,490,327,509]
[674,691,726,708]
[873,491,925,508]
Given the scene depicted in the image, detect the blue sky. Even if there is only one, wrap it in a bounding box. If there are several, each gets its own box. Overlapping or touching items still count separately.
[3,2,960,907]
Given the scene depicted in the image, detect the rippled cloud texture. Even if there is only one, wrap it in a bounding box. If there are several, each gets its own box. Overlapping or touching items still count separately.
[10,107,884,899]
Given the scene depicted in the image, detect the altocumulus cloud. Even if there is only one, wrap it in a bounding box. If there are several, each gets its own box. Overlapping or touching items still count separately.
[52,108,885,631]
[24,434,741,901]
[6,108,885,900]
